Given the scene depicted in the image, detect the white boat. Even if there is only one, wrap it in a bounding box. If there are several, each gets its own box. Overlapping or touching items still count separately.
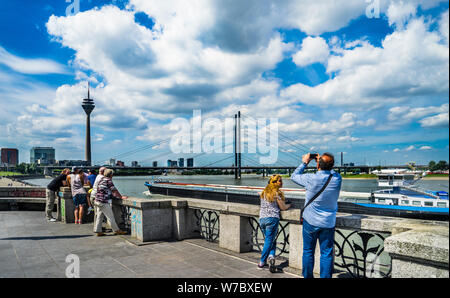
[369,173,449,210]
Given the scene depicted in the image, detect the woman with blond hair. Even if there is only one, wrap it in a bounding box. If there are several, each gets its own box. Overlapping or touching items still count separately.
[258,174,291,272]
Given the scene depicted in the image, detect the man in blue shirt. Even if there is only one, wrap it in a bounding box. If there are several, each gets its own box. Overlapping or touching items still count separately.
[291,153,342,278]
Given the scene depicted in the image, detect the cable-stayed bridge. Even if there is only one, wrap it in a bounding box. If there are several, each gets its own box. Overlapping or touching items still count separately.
[37,111,421,178]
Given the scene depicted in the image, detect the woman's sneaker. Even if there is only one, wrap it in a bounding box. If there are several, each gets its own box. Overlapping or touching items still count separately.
[257,262,267,269]
[268,257,276,273]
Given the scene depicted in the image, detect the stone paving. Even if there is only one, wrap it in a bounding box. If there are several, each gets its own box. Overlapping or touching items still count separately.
[0,211,299,278]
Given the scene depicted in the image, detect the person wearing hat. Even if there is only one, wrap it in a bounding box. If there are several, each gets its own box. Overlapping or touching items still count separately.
[67,167,89,224]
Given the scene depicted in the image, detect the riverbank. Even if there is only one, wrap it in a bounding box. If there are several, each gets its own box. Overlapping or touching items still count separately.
[0,177,37,187]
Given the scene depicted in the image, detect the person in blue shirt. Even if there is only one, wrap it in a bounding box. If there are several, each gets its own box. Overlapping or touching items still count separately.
[87,169,97,188]
[291,153,342,278]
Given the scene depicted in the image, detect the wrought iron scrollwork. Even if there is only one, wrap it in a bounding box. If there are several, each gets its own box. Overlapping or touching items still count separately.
[120,205,132,232]
[334,230,392,278]
[194,209,220,242]
[249,217,289,257]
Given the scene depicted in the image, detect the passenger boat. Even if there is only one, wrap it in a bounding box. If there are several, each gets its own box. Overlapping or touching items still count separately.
[144,177,449,221]
[361,173,449,213]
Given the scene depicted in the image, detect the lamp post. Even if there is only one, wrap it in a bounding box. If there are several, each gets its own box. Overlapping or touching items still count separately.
[82,83,95,166]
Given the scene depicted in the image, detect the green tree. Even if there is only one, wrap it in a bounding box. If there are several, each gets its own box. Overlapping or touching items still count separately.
[428,160,436,171]
[436,160,449,171]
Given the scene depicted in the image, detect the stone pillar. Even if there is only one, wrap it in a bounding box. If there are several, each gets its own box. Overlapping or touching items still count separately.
[59,187,75,223]
[288,223,321,275]
[219,213,252,253]
[128,199,174,242]
[172,200,200,240]
[384,229,449,278]
[59,187,94,224]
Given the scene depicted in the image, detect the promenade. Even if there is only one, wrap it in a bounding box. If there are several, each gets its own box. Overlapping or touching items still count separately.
[0,211,298,278]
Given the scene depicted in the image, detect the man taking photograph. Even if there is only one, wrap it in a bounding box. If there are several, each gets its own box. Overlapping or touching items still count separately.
[291,153,342,278]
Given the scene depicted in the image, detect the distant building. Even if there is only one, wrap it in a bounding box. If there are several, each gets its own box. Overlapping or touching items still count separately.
[1,148,19,167]
[152,161,158,167]
[131,161,139,167]
[167,160,178,167]
[187,158,194,167]
[116,160,125,167]
[109,158,116,166]
[57,160,89,167]
[178,158,184,168]
[30,147,55,165]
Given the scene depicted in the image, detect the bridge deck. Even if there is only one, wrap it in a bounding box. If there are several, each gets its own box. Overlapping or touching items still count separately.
[0,211,299,278]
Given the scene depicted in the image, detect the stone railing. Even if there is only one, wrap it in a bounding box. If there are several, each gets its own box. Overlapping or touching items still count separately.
[110,194,448,278]
[2,186,446,278]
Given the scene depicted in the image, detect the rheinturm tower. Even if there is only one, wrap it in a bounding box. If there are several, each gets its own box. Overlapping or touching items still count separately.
[82,83,95,166]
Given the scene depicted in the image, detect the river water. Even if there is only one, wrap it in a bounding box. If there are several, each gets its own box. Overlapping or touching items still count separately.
[26,174,449,199]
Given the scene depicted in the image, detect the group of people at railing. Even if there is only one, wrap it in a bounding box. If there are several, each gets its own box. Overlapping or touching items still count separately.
[45,166,128,236]
[44,152,342,278]
[258,153,341,278]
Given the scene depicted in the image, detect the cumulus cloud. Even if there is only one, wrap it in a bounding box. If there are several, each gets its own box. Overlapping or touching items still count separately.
[420,145,432,150]
[281,17,449,107]
[292,36,329,67]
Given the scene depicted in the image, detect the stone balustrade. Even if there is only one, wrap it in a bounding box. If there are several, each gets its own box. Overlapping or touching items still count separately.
[110,195,448,278]
[1,186,447,278]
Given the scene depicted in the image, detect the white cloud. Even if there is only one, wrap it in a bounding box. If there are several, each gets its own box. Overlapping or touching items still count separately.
[292,36,329,67]
[387,1,417,29]
[405,145,415,151]
[281,17,449,107]
[419,146,432,150]
[419,112,449,127]
[393,148,401,152]
[0,46,68,75]
[388,103,449,126]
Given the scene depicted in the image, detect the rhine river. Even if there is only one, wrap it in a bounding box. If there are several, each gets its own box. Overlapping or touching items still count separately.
[26,174,449,199]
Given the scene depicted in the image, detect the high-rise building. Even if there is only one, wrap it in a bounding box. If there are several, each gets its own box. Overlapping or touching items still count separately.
[152,161,158,167]
[131,161,139,167]
[1,148,19,166]
[178,158,184,168]
[167,160,178,167]
[30,147,55,165]
[109,158,116,166]
[116,160,125,167]
[187,158,194,167]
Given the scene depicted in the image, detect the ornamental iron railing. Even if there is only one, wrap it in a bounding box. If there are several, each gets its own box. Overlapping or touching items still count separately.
[249,217,289,257]
[194,209,220,243]
[248,219,392,278]
[334,229,391,278]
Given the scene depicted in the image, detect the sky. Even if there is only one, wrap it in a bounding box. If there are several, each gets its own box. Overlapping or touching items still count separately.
[0,0,448,167]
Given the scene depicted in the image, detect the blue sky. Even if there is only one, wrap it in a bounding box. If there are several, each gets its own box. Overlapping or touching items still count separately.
[0,0,448,167]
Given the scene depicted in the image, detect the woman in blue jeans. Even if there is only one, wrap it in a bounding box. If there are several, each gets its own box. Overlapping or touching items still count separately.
[258,175,291,272]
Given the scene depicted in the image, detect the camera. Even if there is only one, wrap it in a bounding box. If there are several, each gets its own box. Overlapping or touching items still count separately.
[309,153,319,160]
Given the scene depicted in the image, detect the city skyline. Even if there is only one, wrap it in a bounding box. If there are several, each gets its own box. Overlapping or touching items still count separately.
[0,0,448,167]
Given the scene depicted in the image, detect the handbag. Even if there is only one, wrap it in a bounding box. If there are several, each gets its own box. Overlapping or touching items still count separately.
[300,174,333,225]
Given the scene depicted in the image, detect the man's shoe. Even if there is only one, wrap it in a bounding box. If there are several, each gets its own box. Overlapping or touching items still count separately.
[114,230,127,235]
[268,257,276,273]
[96,232,105,237]
[47,218,57,222]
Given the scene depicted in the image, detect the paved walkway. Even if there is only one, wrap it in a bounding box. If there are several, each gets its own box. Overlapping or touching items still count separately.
[0,211,298,278]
